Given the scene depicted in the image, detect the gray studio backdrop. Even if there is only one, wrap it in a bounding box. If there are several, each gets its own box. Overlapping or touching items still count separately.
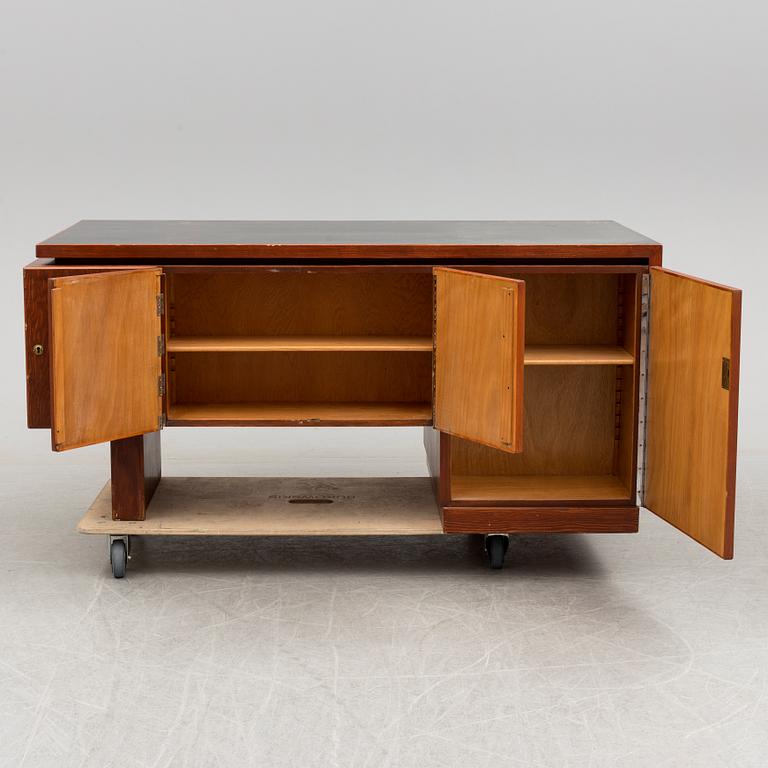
[1,0,766,474]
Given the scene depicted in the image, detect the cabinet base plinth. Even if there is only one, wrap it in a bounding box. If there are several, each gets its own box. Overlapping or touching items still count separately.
[110,433,161,521]
[442,506,639,534]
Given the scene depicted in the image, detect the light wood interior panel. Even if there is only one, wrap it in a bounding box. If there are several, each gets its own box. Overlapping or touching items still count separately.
[515,273,620,346]
[451,366,618,477]
[172,351,431,403]
[169,271,433,338]
[434,268,525,452]
[645,268,740,558]
[49,269,161,451]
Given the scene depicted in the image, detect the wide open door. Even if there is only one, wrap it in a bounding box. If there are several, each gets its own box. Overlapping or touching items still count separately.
[49,269,163,451]
[433,267,525,453]
[645,267,741,558]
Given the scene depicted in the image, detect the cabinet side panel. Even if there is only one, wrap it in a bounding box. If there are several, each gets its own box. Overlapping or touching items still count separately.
[24,266,52,427]
[423,427,450,505]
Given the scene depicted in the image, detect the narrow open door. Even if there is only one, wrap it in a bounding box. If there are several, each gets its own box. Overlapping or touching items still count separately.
[434,268,525,453]
[49,269,163,451]
[645,267,741,558]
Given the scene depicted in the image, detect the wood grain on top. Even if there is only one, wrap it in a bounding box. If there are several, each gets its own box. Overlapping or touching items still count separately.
[38,220,660,260]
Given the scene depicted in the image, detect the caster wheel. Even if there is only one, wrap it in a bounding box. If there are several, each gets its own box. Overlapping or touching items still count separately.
[110,539,127,579]
[485,535,509,570]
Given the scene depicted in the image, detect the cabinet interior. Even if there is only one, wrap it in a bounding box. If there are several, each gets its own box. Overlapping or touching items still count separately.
[166,271,434,425]
[450,272,639,502]
[166,269,639,501]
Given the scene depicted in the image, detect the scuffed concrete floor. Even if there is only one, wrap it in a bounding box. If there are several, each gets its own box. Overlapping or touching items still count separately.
[1,457,767,767]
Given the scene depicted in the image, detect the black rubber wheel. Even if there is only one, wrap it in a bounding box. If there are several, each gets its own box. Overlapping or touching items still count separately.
[110,540,127,579]
[485,535,509,570]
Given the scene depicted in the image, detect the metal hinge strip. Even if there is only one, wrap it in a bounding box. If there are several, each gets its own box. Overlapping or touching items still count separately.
[157,335,165,356]
[158,373,166,397]
[156,293,165,316]
[637,273,651,507]
[431,272,437,424]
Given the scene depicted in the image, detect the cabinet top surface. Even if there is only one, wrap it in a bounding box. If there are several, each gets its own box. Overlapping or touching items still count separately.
[37,220,659,260]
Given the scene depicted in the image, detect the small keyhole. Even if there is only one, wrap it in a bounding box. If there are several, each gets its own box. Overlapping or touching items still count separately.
[32,344,44,356]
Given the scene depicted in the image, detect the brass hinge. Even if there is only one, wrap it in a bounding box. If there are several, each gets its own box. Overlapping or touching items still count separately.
[157,335,165,356]
[722,357,730,390]
[158,413,166,430]
[158,373,166,396]
[156,293,165,316]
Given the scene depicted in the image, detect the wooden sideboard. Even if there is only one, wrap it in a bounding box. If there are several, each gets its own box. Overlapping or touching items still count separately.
[23,220,741,575]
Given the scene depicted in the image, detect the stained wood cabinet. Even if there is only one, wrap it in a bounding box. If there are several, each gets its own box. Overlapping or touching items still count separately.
[23,221,741,572]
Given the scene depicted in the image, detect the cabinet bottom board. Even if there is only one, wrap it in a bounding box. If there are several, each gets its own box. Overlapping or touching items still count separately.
[167,401,433,426]
[451,474,631,502]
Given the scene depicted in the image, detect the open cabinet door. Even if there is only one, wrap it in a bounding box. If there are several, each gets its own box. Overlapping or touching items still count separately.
[434,267,525,453]
[645,267,741,558]
[49,269,163,451]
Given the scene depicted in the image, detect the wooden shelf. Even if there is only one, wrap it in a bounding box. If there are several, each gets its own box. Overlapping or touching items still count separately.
[167,335,433,353]
[168,401,433,426]
[167,339,631,365]
[451,475,631,501]
[79,477,442,536]
[524,345,634,366]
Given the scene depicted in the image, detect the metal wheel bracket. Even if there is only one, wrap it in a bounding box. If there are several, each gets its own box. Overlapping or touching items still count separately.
[484,533,511,569]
